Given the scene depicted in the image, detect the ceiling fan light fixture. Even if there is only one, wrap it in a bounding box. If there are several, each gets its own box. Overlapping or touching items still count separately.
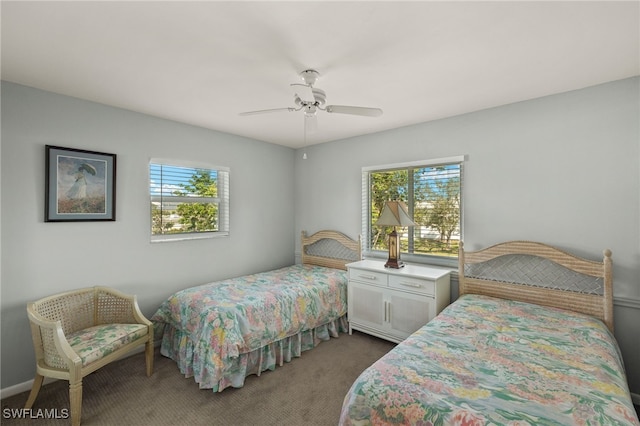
[312,88,326,106]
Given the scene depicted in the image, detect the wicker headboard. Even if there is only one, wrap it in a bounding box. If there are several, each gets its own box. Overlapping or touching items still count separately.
[301,230,361,270]
[459,240,613,332]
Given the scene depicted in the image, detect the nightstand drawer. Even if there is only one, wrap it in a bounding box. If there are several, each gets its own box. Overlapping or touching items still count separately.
[349,268,388,286]
[388,275,434,296]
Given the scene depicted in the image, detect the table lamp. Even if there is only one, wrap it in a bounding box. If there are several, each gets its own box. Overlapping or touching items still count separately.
[375,201,415,268]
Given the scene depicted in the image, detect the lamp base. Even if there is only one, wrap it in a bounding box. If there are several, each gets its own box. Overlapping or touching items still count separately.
[384,259,405,269]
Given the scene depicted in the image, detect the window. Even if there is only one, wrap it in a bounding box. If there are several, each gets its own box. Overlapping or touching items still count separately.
[362,156,464,266]
[150,159,229,242]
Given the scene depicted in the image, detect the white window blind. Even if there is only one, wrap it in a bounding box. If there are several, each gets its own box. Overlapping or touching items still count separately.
[150,160,229,242]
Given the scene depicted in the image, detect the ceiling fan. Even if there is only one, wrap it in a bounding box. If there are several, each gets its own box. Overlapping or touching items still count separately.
[239,69,383,133]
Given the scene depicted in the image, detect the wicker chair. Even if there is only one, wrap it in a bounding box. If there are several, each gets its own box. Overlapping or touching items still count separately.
[25,286,154,426]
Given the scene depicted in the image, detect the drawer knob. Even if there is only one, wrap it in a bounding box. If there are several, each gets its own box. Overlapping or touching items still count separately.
[399,281,422,288]
[359,274,377,280]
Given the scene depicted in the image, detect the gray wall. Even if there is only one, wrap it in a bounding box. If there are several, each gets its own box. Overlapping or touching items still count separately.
[2,77,638,398]
[294,77,640,395]
[0,82,296,389]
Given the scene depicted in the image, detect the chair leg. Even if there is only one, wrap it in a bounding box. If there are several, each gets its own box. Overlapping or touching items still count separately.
[24,374,44,408]
[145,340,154,376]
[69,381,82,426]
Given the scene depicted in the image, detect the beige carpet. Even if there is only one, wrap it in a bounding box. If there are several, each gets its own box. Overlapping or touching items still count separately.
[2,331,395,425]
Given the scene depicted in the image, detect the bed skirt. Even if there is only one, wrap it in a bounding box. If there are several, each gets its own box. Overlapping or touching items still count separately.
[158,315,348,392]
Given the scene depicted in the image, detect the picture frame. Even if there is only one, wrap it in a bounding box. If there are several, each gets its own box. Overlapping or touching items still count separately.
[45,145,117,222]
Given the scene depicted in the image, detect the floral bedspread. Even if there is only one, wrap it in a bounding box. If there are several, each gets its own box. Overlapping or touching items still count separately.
[340,294,639,426]
[151,264,347,387]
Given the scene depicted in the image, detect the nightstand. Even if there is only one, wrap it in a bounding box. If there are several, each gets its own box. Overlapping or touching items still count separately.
[346,259,450,343]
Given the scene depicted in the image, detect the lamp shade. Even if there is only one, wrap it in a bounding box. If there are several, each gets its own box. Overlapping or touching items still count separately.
[375,201,415,227]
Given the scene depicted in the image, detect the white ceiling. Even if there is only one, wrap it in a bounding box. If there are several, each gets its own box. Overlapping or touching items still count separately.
[2,1,639,149]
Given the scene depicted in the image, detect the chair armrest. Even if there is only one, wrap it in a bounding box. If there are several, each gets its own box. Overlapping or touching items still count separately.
[95,286,152,327]
[27,305,82,370]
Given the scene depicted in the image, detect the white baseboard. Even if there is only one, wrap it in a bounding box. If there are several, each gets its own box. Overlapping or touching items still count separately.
[0,344,153,400]
[1,376,58,400]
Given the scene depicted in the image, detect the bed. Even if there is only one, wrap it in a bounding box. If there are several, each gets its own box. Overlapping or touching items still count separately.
[151,230,360,392]
[340,240,639,425]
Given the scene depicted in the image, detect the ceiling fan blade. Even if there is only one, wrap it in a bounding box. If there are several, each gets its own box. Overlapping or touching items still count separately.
[290,83,315,103]
[304,114,317,133]
[325,105,383,117]
[239,107,295,116]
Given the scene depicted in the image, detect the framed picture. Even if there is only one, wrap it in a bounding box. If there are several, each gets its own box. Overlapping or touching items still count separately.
[45,145,117,222]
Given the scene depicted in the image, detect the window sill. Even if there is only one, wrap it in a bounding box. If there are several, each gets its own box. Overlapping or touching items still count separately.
[151,232,229,243]
[363,251,458,272]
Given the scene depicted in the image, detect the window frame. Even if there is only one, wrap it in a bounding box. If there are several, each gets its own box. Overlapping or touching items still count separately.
[149,158,230,243]
[361,156,464,268]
